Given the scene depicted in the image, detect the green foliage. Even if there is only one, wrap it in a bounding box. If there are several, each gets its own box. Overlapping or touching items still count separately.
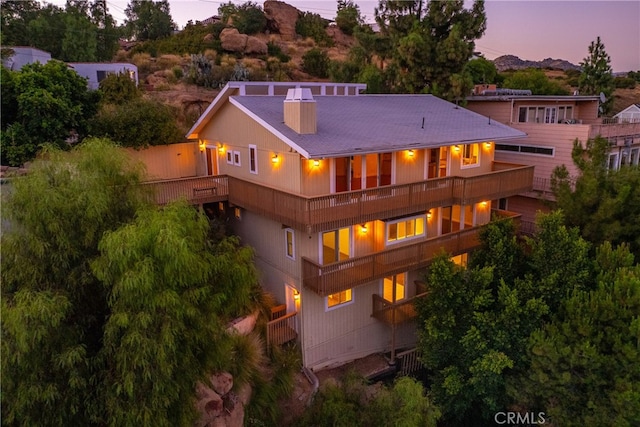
[300,373,440,426]
[0,60,101,166]
[90,98,184,148]
[302,48,330,78]
[503,68,569,95]
[296,12,333,46]
[552,135,640,259]
[374,0,486,97]
[61,12,97,61]
[628,70,640,82]
[464,57,499,84]
[614,76,636,89]
[125,0,176,41]
[335,0,363,36]
[511,253,640,426]
[1,139,149,425]
[131,21,223,56]
[98,72,141,104]
[579,36,615,115]
[218,1,266,35]
[92,202,232,426]
[267,41,291,63]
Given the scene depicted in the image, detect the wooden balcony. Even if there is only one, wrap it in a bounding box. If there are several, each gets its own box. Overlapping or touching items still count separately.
[371,286,429,325]
[227,163,533,233]
[266,307,298,350]
[302,211,521,297]
[143,163,533,233]
[589,122,640,140]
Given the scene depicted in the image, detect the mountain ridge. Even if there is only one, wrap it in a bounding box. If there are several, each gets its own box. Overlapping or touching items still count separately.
[492,54,581,72]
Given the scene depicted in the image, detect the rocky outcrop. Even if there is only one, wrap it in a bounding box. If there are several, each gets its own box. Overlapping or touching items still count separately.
[264,0,300,41]
[219,28,268,55]
[492,54,580,72]
[196,372,250,427]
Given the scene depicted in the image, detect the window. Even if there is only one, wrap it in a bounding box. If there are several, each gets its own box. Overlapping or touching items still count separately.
[495,144,554,157]
[322,227,351,264]
[284,228,295,260]
[544,107,557,124]
[96,70,113,82]
[518,105,573,123]
[517,106,545,123]
[327,289,352,309]
[383,274,406,303]
[233,151,241,166]
[386,215,425,244]
[558,106,573,122]
[498,198,508,211]
[607,153,619,170]
[226,151,233,164]
[249,145,258,174]
[630,148,640,166]
[451,253,468,266]
[461,143,479,167]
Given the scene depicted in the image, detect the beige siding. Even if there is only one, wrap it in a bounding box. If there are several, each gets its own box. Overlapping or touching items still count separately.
[395,150,425,184]
[199,102,301,193]
[465,101,512,123]
[125,142,199,180]
[301,158,331,196]
[449,143,494,177]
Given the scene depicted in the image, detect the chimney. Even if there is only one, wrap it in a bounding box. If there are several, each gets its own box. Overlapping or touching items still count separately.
[284,88,316,134]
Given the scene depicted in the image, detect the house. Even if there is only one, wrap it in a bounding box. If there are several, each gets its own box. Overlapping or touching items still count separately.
[1,46,51,70]
[67,62,138,90]
[465,87,640,226]
[615,104,640,123]
[148,81,534,371]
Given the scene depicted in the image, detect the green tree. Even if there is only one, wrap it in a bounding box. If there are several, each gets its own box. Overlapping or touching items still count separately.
[61,12,98,61]
[464,57,498,84]
[218,1,266,35]
[296,12,333,46]
[374,0,486,97]
[0,60,100,166]
[125,0,176,41]
[1,139,149,425]
[302,48,330,78]
[579,36,615,116]
[511,243,640,426]
[335,0,363,36]
[90,98,183,148]
[98,72,140,104]
[552,135,640,258]
[91,0,121,61]
[503,68,569,95]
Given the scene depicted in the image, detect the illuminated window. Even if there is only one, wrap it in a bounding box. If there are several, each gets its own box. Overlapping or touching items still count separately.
[249,145,258,174]
[386,215,425,244]
[383,273,406,303]
[461,143,479,167]
[284,228,295,260]
[327,289,352,309]
[322,227,351,264]
[451,253,468,266]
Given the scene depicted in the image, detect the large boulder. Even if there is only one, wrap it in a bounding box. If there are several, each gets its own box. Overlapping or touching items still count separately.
[195,383,224,427]
[264,1,300,41]
[210,372,234,396]
[220,28,248,52]
[245,36,268,55]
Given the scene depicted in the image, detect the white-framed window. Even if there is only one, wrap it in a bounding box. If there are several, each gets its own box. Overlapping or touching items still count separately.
[284,228,295,260]
[607,153,619,170]
[630,148,640,165]
[518,105,574,124]
[233,150,241,166]
[226,151,233,164]
[249,145,258,174]
[386,215,425,245]
[326,289,353,310]
[461,143,480,168]
[382,273,406,303]
[495,144,554,157]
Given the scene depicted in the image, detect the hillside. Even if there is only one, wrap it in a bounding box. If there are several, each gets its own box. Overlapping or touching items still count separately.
[492,54,581,72]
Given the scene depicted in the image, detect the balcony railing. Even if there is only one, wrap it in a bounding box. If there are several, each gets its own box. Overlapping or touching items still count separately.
[143,163,533,233]
[303,211,521,296]
[266,311,298,350]
[589,122,640,140]
[371,289,429,326]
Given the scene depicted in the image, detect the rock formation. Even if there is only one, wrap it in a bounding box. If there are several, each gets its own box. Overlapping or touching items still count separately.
[264,0,300,41]
[219,28,268,55]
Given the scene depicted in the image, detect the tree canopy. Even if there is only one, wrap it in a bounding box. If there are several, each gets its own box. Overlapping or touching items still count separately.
[125,0,176,41]
[1,139,261,425]
[579,36,615,116]
[0,60,100,166]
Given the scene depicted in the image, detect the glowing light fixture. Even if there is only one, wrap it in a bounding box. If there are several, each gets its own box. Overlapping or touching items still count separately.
[454,145,460,152]
[199,140,206,152]
[427,210,432,219]
[294,289,300,300]
[313,159,320,167]
[361,224,368,233]
[272,154,279,164]
[408,149,415,157]
[481,201,488,207]
[218,145,225,154]
[485,141,492,149]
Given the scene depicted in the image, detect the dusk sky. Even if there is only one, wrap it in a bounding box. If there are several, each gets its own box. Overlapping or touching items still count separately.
[53,0,640,72]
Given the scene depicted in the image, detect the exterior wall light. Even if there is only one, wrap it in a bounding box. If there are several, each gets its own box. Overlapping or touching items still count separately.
[199,140,206,152]
[272,154,279,164]
[361,224,368,233]
[481,201,488,207]
[485,141,492,149]
[218,145,225,154]
[294,289,300,301]
[454,145,461,152]
[313,159,320,167]
[408,149,415,157]
[427,210,432,219]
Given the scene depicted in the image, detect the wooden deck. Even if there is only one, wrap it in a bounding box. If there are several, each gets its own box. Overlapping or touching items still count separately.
[142,163,533,234]
[267,306,298,350]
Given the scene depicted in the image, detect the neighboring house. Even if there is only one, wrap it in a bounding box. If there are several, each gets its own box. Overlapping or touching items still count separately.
[1,46,51,70]
[67,62,138,90]
[615,103,640,123]
[465,87,640,226]
[147,81,533,371]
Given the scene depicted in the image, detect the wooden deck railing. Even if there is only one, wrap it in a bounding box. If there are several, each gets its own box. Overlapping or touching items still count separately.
[266,311,298,350]
[142,175,229,205]
[589,122,640,140]
[143,163,533,233]
[371,290,429,325]
[302,211,521,296]
[396,348,424,376]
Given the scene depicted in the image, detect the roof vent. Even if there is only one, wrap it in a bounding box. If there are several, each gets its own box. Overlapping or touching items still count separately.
[284,88,317,134]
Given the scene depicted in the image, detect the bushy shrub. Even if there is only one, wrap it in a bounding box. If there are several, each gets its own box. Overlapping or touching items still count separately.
[296,12,333,46]
[302,48,329,78]
[614,76,636,89]
[98,73,140,105]
[218,1,266,35]
[267,42,290,63]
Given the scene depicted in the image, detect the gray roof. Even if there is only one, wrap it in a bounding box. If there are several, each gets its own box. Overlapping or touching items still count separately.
[232,94,527,158]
